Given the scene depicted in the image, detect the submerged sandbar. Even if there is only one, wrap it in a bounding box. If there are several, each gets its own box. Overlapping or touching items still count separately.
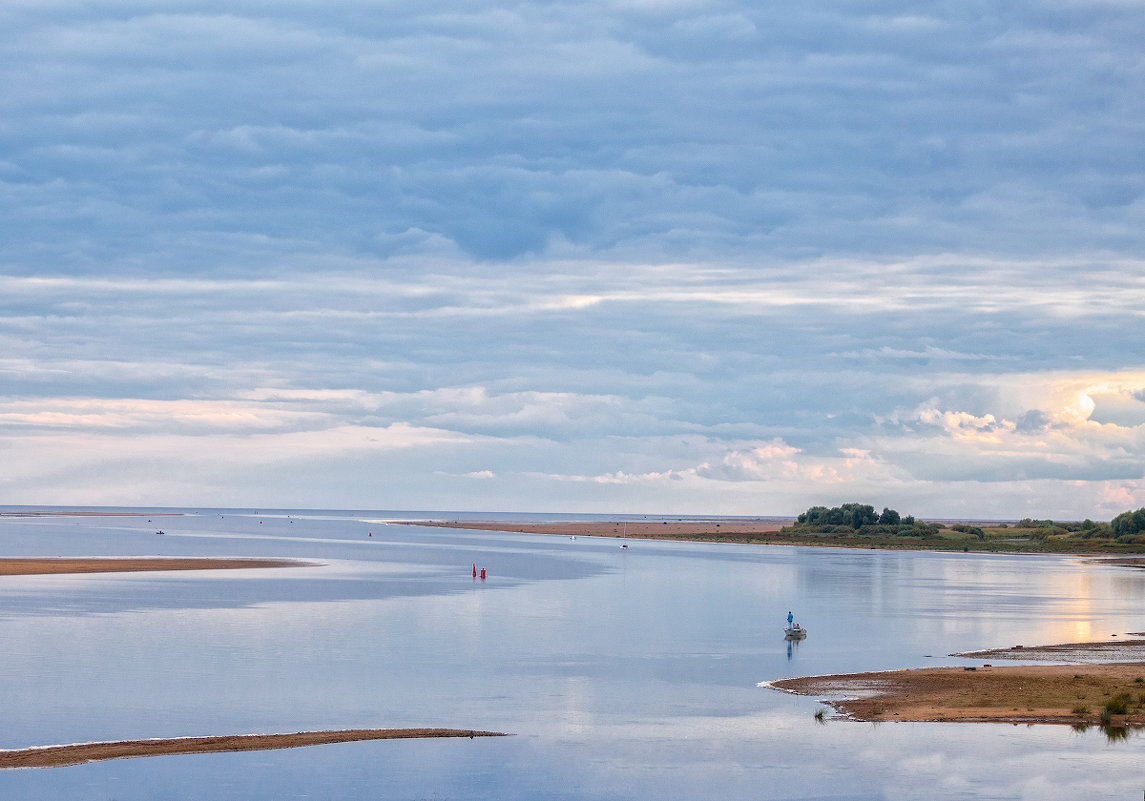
[0,728,508,769]
[0,557,309,576]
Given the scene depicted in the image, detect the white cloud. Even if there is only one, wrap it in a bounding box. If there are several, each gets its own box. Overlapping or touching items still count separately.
[869,372,1145,489]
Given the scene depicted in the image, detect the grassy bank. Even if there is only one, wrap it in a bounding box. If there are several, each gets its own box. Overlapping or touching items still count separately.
[767,521,1145,555]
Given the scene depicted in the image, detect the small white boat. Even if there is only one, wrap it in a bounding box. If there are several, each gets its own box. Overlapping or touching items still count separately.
[784,624,807,639]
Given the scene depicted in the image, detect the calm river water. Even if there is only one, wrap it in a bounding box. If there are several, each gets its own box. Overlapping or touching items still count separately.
[0,509,1142,800]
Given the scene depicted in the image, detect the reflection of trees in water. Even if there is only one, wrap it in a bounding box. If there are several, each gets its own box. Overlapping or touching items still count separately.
[1071,723,1135,742]
[1103,725,1132,742]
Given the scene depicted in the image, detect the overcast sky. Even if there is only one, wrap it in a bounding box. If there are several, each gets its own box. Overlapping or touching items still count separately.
[2,1,1144,518]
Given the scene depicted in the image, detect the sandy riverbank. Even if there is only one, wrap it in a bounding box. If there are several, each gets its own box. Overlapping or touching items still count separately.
[769,641,1145,726]
[403,519,792,540]
[0,728,508,769]
[0,557,309,576]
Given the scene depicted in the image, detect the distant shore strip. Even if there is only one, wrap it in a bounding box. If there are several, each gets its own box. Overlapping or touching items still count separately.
[0,511,183,518]
[403,518,1145,556]
[0,557,311,576]
[403,519,791,540]
[0,728,509,769]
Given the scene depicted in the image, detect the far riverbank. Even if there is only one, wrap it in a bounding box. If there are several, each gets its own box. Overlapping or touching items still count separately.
[402,518,1145,556]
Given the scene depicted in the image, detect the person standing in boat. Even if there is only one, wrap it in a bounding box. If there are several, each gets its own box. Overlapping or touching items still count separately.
[787,611,793,628]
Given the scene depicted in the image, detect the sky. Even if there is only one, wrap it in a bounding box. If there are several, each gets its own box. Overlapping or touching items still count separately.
[2,1,1144,519]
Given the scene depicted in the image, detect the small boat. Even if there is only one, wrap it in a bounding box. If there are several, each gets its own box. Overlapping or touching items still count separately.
[784,624,807,639]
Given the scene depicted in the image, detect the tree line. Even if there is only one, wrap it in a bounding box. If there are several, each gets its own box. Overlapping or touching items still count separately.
[788,503,1145,544]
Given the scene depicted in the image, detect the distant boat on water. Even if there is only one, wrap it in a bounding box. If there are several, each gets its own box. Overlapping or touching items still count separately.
[784,623,807,639]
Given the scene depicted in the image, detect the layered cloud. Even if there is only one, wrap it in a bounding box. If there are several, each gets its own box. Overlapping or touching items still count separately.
[2,2,1143,516]
[3,1,1143,270]
[3,260,1145,516]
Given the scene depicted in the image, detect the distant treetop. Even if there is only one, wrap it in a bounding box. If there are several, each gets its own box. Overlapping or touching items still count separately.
[1111,508,1145,538]
[795,503,919,531]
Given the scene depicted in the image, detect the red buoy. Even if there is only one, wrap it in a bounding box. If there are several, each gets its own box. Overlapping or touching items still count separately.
[472,563,477,577]
[479,568,486,580]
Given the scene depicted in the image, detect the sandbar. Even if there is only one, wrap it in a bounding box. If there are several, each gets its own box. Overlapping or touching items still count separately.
[0,728,508,769]
[0,511,182,518]
[770,647,1145,726]
[0,557,309,576]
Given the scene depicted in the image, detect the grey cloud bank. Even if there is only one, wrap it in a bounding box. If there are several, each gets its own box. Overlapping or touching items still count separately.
[2,1,1144,517]
[5,1,1143,268]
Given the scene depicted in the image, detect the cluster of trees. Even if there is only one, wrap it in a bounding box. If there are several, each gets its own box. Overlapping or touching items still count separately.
[797,503,910,528]
[950,524,985,540]
[786,504,1145,545]
[1112,508,1145,537]
[792,503,932,537]
[1009,518,1112,539]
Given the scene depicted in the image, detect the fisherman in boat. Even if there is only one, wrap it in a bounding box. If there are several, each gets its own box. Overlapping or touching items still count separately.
[784,610,807,639]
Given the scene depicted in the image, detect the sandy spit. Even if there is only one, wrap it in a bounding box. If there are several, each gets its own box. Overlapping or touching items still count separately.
[0,511,182,518]
[0,557,311,576]
[0,729,509,769]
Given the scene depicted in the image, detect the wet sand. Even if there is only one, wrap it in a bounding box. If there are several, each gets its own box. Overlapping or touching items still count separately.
[404,519,791,541]
[0,557,309,576]
[0,729,508,769]
[770,642,1145,725]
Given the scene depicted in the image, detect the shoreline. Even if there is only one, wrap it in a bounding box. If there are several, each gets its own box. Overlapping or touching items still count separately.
[0,728,508,769]
[769,640,1145,726]
[402,519,791,540]
[0,557,311,576]
[403,519,1145,556]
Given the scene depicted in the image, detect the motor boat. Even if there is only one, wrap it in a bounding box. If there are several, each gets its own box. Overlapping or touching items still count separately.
[784,623,807,639]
